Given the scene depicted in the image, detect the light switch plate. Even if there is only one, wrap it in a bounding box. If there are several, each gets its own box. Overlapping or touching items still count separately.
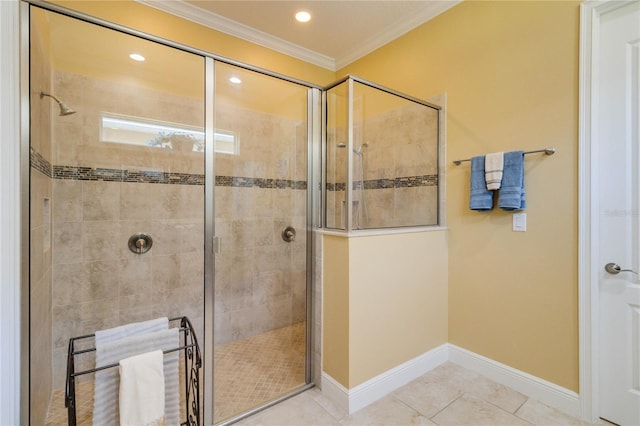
[513,213,527,232]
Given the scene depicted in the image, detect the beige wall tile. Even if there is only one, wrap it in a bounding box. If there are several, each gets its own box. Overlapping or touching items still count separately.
[82,180,120,220]
[81,220,120,261]
[53,180,83,223]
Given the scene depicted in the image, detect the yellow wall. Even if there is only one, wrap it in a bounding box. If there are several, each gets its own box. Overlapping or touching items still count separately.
[324,231,448,388]
[340,1,580,391]
[51,0,335,86]
[349,231,448,387]
[322,235,350,386]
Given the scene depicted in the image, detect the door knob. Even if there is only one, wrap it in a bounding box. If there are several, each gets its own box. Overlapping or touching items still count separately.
[604,262,638,275]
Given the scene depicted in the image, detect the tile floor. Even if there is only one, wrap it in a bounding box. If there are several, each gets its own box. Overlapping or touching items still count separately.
[238,362,610,426]
[45,328,610,426]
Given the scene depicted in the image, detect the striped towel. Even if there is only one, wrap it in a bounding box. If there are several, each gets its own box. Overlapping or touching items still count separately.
[93,328,180,426]
[484,152,504,190]
[93,318,180,426]
[94,317,168,344]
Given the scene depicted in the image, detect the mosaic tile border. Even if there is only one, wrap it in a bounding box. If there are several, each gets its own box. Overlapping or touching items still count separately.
[31,149,434,191]
[215,176,307,190]
[53,165,206,185]
[30,148,306,189]
[326,174,438,191]
[30,147,52,178]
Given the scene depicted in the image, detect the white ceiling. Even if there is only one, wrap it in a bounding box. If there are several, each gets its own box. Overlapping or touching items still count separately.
[137,0,461,70]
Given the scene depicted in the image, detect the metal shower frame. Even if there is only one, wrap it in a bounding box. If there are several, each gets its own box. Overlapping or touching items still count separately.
[321,75,442,233]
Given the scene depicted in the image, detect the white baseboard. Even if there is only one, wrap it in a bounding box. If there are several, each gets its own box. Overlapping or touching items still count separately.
[321,343,449,414]
[321,343,581,418]
[448,344,581,418]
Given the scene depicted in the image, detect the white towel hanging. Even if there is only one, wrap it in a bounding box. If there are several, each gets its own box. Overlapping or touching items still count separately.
[119,350,165,426]
[484,152,504,190]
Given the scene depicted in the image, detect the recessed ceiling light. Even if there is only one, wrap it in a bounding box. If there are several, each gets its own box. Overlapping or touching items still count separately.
[129,53,145,62]
[295,11,311,23]
[229,76,242,84]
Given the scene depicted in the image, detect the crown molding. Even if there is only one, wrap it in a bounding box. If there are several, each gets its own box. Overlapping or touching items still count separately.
[136,0,336,70]
[136,0,460,72]
[334,1,462,70]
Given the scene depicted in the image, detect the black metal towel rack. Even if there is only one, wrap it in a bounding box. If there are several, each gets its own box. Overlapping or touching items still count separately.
[65,316,202,426]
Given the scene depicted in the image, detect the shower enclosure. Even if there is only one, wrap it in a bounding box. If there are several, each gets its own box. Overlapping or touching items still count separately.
[25,2,441,425]
[26,4,315,425]
[325,76,440,230]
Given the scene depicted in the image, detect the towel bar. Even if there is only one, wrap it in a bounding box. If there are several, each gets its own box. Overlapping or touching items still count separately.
[453,147,556,165]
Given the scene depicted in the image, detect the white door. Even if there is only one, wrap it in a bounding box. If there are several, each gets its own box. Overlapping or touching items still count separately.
[598,2,640,425]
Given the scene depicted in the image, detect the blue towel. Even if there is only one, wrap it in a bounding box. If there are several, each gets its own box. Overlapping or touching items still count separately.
[469,155,493,211]
[498,150,526,210]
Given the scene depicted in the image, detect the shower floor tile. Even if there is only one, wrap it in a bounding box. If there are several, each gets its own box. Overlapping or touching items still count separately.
[214,321,307,423]
[44,381,93,426]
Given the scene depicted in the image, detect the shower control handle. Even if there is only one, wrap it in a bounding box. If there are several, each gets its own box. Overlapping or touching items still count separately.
[282,226,296,243]
[128,233,153,254]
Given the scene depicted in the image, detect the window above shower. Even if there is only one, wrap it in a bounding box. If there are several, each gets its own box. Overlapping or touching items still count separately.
[324,76,440,231]
[100,112,238,154]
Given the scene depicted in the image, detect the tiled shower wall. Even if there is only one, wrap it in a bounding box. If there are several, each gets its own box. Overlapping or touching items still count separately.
[213,105,308,346]
[46,70,310,388]
[50,71,206,389]
[358,102,439,228]
[326,102,439,229]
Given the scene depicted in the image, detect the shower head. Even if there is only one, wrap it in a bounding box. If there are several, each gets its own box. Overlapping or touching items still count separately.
[40,91,76,116]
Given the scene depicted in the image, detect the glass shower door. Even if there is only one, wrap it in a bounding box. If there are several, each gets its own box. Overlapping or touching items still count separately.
[213,62,310,423]
[29,7,206,424]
